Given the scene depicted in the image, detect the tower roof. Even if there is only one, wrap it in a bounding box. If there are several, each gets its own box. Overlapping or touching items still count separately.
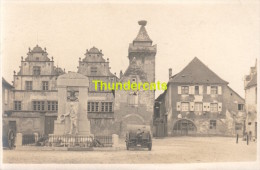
[169,57,228,84]
[246,73,257,88]
[133,20,152,43]
[121,57,147,81]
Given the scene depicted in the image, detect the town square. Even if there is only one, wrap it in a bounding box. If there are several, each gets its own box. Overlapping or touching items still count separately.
[1,1,259,169]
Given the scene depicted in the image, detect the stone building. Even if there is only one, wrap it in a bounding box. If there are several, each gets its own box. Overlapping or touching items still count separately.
[2,78,15,133]
[244,60,257,140]
[77,47,118,135]
[3,45,65,135]
[114,20,157,136]
[154,57,246,137]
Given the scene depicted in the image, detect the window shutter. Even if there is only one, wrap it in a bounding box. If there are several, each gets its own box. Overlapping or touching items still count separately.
[176,102,181,111]
[207,86,211,94]
[190,102,194,111]
[178,86,181,94]
[207,103,211,111]
[218,103,222,112]
[189,86,194,94]
[199,86,203,95]
[203,103,207,111]
[218,86,222,95]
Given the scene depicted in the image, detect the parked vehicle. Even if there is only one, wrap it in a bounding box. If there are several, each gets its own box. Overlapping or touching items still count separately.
[125,125,152,151]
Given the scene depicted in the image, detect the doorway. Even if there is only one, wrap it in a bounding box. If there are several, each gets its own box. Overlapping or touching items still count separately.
[44,116,57,135]
[173,119,197,136]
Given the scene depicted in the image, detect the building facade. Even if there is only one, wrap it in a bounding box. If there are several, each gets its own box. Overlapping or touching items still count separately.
[2,78,15,134]
[154,57,246,137]
[3,45,65,135]
[244,60,257,141]
[2,20,156,137]
[77,47,118,135]
[114,20,156,136]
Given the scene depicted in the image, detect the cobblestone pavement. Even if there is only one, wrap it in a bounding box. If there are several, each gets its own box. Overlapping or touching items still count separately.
[3,137,257,164]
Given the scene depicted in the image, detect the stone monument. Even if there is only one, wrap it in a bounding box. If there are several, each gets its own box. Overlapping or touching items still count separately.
[53,72,91,136]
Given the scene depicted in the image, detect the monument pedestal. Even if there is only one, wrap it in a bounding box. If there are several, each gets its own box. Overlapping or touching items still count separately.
[53,72,92,137]
[53,121,65,135]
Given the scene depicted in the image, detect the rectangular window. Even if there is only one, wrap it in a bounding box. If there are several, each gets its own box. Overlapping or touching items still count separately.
[181,102,189,111]
[88,102,100,112]
[195,86,199,95]
[194,103,203,111]
[33,101,45,111]
[48,101,51,111]
[101,102,105,112]
[181,86,189,94]
[210,120,216,129]
[95,102,99,112]
[132,78,136,83]
[96,82,103,91]
[25,81,33,90]
[90,67,97,75]
[33,66,41,75]
[47,101,58,111]
[105,102,108,112]
[100,102,113,112]
[42,81,49,91]
[91,102,95,112]
[210,103,218,112]
[238,104,244,111]
[211,86,218,94]
[14,101,21,110]
[87,102,91,112]
[109,102,113,112]
[56,101,58,111]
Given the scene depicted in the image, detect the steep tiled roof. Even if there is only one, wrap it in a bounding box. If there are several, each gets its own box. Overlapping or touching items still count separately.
[169,57,228,84]
[246,73,257,88]
[2,77,13,88]
[133,20,152,42]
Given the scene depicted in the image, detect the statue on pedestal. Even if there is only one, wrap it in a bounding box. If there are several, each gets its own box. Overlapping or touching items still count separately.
[60,103,78,135]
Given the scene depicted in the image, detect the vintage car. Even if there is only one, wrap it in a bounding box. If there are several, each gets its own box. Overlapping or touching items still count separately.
[125,125,152,151]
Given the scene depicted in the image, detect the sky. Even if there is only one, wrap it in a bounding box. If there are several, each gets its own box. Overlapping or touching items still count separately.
[1,0,259,98]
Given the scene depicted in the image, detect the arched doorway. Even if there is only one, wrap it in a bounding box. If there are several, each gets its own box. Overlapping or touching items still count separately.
[120,114,145,136]
[173,119,197,136]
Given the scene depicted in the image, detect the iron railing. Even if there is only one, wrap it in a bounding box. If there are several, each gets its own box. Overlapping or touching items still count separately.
[22,134,35,145]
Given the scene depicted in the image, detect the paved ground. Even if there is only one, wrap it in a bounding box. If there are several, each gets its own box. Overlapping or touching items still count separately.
[2,137,257,164]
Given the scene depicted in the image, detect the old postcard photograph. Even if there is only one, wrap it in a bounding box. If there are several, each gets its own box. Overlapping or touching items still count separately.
[0,0,259,169]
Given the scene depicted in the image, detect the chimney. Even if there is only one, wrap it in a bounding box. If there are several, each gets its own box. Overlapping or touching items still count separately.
[120,70,123,79]
[169,68,172,79]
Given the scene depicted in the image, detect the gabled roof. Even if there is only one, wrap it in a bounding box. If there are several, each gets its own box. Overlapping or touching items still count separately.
[2,77,13,88]
[169,57,228,84]
[121,57,147,81]
[246,73,257,88]
[133,20,152,42]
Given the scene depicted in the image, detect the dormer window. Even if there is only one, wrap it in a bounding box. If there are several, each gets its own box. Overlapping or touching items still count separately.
[33,66,41,75]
